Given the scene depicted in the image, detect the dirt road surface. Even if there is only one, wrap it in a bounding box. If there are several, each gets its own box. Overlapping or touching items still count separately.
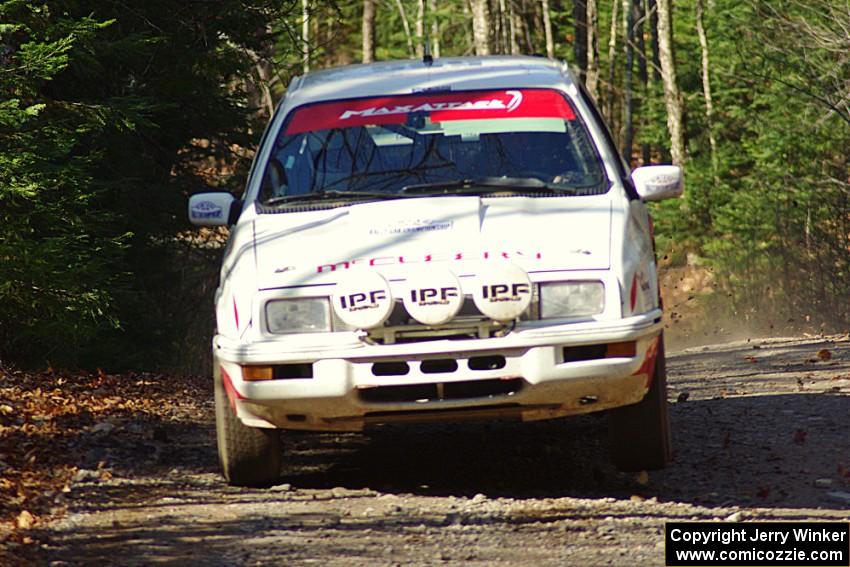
[14,336,850,565]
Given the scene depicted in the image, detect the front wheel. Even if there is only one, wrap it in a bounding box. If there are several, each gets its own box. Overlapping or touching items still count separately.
[608,337,672,471]
[214,366,282,486]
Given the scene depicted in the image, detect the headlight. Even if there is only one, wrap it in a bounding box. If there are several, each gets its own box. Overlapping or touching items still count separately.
[539,281,605,319]
[265,298,331,334]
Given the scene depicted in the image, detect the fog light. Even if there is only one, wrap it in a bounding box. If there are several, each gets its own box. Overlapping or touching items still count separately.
[606,341,636,358]
[242,366,273,381]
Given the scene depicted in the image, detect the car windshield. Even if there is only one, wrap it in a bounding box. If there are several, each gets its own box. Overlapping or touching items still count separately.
[258,89,608,205]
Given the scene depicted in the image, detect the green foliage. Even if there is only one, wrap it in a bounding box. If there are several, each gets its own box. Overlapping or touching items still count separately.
[0,0,293,368]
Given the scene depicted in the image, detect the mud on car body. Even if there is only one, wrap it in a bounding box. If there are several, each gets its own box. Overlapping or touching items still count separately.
[189,56,683,486]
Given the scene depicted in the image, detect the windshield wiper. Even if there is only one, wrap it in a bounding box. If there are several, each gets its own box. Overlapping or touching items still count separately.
[400,176,579,196]
[263,190,410,207]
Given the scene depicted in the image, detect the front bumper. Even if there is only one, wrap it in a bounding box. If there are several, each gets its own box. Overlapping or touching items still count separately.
[215,309,663,431]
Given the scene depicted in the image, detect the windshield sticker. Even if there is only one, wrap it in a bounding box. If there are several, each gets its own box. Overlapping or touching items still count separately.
[368,219,453,236]
[285,90,576,135]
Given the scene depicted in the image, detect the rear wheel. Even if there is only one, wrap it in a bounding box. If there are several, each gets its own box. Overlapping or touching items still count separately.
[608,337,672,471]
[214,366,282,486]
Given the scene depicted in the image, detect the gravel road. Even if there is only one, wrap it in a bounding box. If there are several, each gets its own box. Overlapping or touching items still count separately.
[22,335,850,565]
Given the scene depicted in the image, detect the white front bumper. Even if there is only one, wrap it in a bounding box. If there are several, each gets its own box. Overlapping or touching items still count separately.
[215,310,663,431]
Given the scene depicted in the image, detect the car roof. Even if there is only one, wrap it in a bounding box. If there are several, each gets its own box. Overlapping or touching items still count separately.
[283,56,577,109]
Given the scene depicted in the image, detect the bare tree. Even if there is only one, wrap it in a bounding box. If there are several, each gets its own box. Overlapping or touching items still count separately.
[635,0,651,164]
[656,0,685,164]
[362,0,376,63]
[606,0,620,124]
[586,0,600,99]
[430,0,441,57]
[622,0,636,165]
[461,0,475,54]
[541,0,554,57]
[646,0,661,80]
[395,0,416,57]
[497,0,510,53]
[302,0,310,72]
[752,1,850,127]
[519,0,535,53]
[574,0,588,78]
[470,0,492,55]
[695,0,718,178]
[509,0,520,53]
[416,0,426,57]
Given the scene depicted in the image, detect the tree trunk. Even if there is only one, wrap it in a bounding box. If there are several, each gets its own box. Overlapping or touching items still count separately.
[470,0,492,55]
[585,0,599,99]
[636,0,651,164]
[695,0,718,178]
[498,0,510,53]
[430,0,441,57]
[622,0,635,165]
[648,0,661,80]
[606,0,619,126]
[509,0,520,53]
[573,0,587,79]
[462,0,475,55]
[302,0,310,72]
[362,0,376,63]
[395,0,416,57]
[656,0,685,164]
[416,0,426,57]
[541,0,554,57]
[518,0,535,55]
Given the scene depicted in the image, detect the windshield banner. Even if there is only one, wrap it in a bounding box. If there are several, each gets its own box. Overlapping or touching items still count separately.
[285,89,576,135]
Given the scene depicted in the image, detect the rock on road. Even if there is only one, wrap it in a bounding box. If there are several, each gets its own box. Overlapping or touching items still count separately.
[26,336,850,565]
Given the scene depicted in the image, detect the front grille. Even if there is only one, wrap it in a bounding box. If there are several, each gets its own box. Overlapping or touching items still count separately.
[368,353,516,377]
[420,359,459,374]
[357,378,524,403]
[372,361,410,376]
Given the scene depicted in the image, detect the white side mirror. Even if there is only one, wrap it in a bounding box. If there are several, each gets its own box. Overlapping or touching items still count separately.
[631,165,684,201]
[188,192,238,227]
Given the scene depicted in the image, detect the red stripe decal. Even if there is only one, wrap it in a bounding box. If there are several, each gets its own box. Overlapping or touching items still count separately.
[632,336,660,388]
[233,297,239,330]
[285,89,576,135]
[221,367,244,412]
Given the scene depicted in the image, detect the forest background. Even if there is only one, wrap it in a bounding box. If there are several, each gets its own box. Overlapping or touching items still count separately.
[1,0,848,372]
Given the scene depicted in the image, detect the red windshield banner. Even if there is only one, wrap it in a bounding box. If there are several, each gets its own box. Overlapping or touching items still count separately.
[284,89,576,135]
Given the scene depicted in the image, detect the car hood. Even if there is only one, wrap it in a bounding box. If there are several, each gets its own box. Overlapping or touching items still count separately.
[252,195,611,289]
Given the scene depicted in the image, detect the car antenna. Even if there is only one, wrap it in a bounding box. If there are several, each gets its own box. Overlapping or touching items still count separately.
[423,38,433,66]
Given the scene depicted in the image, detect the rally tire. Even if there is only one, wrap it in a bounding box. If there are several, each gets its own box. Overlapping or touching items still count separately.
[214,366,282,487]
[608,337,672,471]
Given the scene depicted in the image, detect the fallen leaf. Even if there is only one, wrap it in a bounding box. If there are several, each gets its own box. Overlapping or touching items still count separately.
[817,349,832,361]
[16,510,35,530]
[793,429,807,444]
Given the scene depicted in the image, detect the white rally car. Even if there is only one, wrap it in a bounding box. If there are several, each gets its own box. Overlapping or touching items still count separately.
[189,56,683,486]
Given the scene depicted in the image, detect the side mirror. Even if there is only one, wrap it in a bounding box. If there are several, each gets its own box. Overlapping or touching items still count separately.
[631,165,684,201]
[188,192,241,227]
